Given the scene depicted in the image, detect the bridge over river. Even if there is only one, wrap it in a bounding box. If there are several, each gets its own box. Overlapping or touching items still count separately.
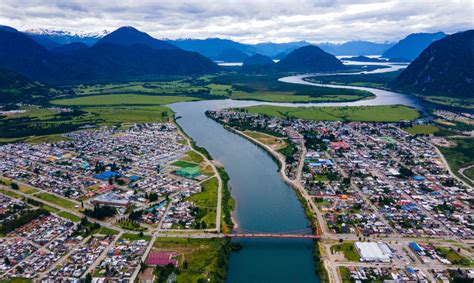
[224,228,320,239]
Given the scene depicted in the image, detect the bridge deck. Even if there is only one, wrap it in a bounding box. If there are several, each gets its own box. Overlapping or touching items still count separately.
[224,233,320,239]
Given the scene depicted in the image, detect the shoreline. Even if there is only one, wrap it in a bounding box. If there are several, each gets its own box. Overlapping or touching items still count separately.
[217,122,330,282]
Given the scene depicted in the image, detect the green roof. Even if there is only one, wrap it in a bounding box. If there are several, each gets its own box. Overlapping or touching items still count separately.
[177,166,200,175]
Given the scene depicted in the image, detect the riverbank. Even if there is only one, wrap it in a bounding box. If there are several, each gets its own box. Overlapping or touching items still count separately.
[209,114,329,281]
[230,128,331,282]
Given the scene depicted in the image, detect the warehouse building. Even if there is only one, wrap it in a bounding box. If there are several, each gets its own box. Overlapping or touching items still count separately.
[355,242,392,262]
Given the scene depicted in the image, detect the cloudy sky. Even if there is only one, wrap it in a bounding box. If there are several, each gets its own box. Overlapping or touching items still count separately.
[0,0,472,43]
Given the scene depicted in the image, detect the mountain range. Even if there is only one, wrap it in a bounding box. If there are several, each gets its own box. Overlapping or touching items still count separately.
[276,45,345,72]
[14,27,403,59]
[394,30,473,99]
[383,32,446,61]
[318,41,394,56]
[24,28,107,46]
[0,26,218,84]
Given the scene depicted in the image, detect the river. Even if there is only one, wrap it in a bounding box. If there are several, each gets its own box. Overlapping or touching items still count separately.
[169,62,424,282]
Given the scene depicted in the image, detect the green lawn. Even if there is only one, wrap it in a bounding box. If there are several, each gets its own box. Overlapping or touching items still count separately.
[242,105,419,122]
[0,278,32,283]
[0,188,23,199]
[185,177,218,228]
[35,192,78,210]
[439,138,474,186]
[183,151,204,164]
[153,237,230,282]
[0,178,38,194]
[172,160,199,168]
[330,243,360,261]
[436,247,472,266]
[51,94,199,106]
[40,204,60,213]
[339,266,352,283]
[464,166,474,181]
[91,226,120,236]
[404,124,439,135]
[187,177,218,208]
[57,211,82,222]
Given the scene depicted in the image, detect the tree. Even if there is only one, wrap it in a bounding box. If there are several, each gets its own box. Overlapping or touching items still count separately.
[85,273,92,283]
[10,182,19,190]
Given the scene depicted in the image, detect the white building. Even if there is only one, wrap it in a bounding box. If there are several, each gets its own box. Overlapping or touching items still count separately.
[355,242,392,262]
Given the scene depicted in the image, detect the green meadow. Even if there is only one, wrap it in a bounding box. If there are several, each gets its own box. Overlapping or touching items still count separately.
[241,104,419,122]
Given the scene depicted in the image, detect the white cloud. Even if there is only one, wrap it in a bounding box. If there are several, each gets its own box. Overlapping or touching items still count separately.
[0,0,472,43]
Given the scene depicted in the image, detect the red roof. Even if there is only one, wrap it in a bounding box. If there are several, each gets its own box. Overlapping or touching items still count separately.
[330,141,349,150]
[146,251,178,266]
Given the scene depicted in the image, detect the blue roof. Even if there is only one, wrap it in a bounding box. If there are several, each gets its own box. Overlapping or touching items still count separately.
[93,171,120,181]
[129,175,140,181]
[413,176,425,181]
[409,242,421,252]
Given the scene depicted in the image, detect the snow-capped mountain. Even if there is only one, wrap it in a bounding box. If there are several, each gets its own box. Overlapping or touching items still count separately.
[24,28,109,47]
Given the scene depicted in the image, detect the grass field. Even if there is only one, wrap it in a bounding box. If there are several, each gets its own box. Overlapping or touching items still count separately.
[404,124,439,135]
[57,211,82,222]
[424,96,474,110]
[51,94,199,106]
[40,203,60,213]
[243,130,287,150]
[182,151,204,164]
[330,243,360,261]
[439,138,474,186]
[436,247,472,266]
[70,74,374,104]
[35,192,78,210]
[172,160,199,168]
[186,177,218,228]
[91,226,120,236]
[83,106,173,124]
[0,178,38,194]
[464,166,474,181]
[231,91,368,103]
[242,105,419,122]
[211,73,373,103]
[0,278,32,283]
[339,266,351,283]
[0,188,23,199]
[152,237,229,282]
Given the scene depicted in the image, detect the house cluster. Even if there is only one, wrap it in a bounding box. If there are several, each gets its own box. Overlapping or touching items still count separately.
[0,206,83,280]
[93,237,149,280]
[47,235,115,280]
[0,123,208,228]
[0,238,37,273]
[8,215,75,246]
[0,193,27,224]
[344,266,431,282]
[0,123,188,200]
[210,110,473,240]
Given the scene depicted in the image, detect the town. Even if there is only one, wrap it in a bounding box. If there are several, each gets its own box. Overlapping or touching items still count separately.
[0,122,223,281]
[208,109,474,282]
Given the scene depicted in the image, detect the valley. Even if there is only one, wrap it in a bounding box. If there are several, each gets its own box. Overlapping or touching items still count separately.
[0,10,472,283]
